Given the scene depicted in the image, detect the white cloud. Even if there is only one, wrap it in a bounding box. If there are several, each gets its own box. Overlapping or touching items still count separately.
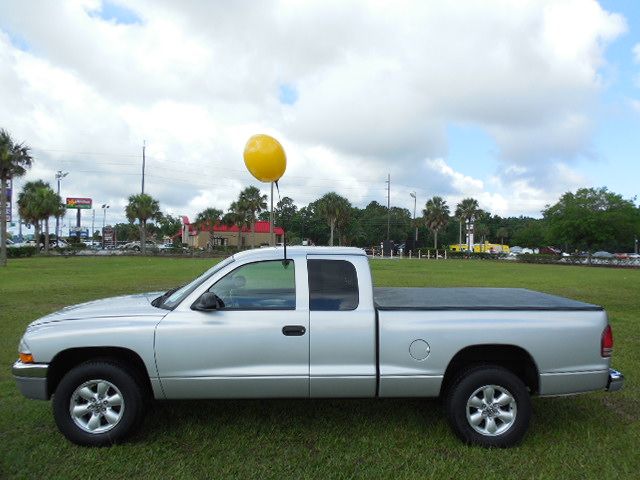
[633,43,640,63]
[0,0,626,227]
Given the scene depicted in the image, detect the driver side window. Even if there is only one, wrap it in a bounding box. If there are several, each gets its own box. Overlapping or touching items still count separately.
[208,260,296,310]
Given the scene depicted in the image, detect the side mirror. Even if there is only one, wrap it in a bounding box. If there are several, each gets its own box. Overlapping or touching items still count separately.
[192,292,225,311]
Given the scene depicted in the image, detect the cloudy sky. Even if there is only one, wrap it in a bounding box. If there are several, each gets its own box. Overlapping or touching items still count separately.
[2,0,639,233]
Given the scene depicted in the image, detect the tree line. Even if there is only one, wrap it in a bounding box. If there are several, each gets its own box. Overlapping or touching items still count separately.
[186,188,639,254]
[269,189,638,253]
[2,127,639,266]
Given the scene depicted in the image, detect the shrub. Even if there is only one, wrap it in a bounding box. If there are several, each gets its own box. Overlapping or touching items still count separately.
[516,254,562,264]
[443,251,507,260]
[7,246,37,258]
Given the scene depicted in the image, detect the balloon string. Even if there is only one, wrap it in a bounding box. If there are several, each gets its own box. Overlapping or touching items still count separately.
[275,181,281,203]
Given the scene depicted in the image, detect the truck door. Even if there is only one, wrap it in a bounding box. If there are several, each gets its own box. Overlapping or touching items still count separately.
[155,259,309,398]
[307,255,377,397]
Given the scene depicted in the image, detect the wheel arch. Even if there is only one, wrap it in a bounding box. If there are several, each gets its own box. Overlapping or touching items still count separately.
[441,344,539,396]
[47,347,153,399]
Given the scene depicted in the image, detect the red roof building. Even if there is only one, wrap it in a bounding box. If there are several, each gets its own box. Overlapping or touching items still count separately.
[180,216,284,248]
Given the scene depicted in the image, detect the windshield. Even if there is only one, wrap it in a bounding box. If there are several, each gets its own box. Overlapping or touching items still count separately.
[156,256,235,310]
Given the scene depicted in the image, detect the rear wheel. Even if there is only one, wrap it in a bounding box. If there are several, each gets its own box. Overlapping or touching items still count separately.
[53,361,146,446]
[445,365,531,447]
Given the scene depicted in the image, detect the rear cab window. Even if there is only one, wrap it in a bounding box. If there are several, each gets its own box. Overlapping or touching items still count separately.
[308,259,359,311]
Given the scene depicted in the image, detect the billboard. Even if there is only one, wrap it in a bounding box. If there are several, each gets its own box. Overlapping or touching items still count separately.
[66,197,92,209]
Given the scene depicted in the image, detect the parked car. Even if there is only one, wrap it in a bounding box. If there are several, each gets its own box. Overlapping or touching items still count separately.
[593,251,614,258]
[51,239,69,249]
[7,240,32,248]
[35,239,68,250]
[158,243,187,252]
[119,241,157,251]
[13,247,623,448]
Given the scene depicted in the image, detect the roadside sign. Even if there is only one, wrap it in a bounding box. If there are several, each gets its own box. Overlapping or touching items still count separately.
[66,197,92,209]
[102,226,116,248]
[69,227,89,239]
[4,178,11,222]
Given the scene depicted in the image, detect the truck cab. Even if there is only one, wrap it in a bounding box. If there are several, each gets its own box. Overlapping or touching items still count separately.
[154,247,377,399]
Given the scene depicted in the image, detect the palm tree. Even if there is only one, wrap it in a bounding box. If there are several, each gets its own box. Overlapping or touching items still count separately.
[223,200,250,250]
[125,193,161,255]
[423,196,450,249]
[222,203,241,249]
[316,192,351,246]
[496,227,509,247]
[38,186,64,252]
[0,129,33,266]
[455,198,480,249]
[475,223,489,250]
[17,180,48,252]
[239,186,267,248]
[194,207,223,249]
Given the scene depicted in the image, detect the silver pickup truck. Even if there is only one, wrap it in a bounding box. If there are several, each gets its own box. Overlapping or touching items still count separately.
[13,246,623,447]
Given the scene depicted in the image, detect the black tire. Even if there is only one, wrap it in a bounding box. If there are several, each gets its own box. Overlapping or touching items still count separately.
[445,365,531,448]
[52,361,146,446]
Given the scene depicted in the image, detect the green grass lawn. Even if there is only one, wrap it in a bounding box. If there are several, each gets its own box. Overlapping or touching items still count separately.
[1,257,638,479]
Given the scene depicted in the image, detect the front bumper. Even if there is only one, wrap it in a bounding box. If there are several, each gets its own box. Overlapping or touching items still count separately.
[12,361,49,400]
[606,368,624,392]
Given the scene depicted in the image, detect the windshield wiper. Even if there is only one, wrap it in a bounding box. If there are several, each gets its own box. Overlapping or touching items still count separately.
[151,285,183,308]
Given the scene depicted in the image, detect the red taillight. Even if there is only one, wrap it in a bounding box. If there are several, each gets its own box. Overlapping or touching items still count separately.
[601,324,614,357]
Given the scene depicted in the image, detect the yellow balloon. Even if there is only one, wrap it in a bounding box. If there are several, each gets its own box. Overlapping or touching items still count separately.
[243,134,287,183]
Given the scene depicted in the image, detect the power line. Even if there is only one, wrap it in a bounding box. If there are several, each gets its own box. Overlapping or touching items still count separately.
[30,146,444,213]
[32,148,141,158]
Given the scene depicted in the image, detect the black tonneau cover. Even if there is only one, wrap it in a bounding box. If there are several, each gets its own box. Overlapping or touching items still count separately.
[373,287,602,311]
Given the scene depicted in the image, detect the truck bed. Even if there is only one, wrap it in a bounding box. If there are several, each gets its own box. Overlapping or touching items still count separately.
[373,287,602,311]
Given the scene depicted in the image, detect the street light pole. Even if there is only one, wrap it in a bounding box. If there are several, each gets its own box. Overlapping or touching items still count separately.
[101,204,109,248]
[55,171,68,240]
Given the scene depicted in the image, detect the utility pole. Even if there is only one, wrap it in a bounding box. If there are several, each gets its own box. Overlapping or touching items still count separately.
[409,191,417,243]
[55,171,68,240]
[91,209,95,242]
[386,174,390,241]
[141,140,146,195]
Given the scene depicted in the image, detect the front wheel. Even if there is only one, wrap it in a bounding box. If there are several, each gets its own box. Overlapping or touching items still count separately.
[445,366,531,447]
[52,361,146,446]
